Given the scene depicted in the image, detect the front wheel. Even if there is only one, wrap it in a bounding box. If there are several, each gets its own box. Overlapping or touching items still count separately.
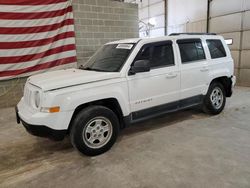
[70,106,119,156]
[203,82,226,115]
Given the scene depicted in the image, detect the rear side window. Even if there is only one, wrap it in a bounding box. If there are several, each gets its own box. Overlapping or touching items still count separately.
[177,39,206,63]
[207,39,227,59]
[135,41,174,68]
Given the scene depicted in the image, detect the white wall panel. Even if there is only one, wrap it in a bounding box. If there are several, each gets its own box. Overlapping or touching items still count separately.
[139,7,149,20]
[210,13,242,33]
[149,1,164,17]
[150,28,165,36]
[239,68,250,86]
[141,0,149,8]
[186,20,206,33]
[168,0,207,26]
[243,11,250,30]
[242,30,250,49]
[241,50,250,68]
[231,50,240,68]
[137,0,165,37]
[221,32,241,50]
[149,0,162,5]
[245,0,250,10]
[210,0,244,17]
[153,14,165,28]
[167,24,186,34]
[140,18,149,31]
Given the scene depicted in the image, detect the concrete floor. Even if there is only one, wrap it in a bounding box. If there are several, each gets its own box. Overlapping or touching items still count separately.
[0,87,250,188]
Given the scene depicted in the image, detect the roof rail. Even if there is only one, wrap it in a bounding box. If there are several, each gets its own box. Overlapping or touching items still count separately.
[169,32,217,36]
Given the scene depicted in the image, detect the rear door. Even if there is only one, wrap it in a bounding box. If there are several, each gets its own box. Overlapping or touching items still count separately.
[177,38,209,103]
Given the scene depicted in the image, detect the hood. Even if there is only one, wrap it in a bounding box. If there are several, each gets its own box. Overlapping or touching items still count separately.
[28,68,121,91]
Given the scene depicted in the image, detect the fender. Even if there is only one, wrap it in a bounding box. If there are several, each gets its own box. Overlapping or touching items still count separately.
[45,79,131,117]
[205,61,232,94]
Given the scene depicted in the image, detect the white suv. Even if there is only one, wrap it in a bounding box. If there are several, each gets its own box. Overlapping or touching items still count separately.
[16,33,236,156]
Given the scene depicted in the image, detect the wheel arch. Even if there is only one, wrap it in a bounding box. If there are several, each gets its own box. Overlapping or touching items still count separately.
[67,98,125,133]
[210,76,232,97]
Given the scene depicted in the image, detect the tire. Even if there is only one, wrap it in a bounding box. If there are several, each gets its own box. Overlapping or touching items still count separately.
[203,82,226,115]
[70,105,119,156]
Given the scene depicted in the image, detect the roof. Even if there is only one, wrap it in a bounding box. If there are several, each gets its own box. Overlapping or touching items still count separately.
[106,34,223,45]
[106,38,141,44]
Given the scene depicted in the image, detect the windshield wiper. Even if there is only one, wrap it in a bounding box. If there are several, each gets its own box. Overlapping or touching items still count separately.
[80,66,106,72]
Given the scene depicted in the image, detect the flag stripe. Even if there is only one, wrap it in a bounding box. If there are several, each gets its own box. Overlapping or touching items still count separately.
[0,6,72,20]
[0,2,69,13]
[0,25,74,42]
[0,12,73,28]
[0,0,77,80]
[0,31,75,49]
[0,19,74,34]
[0,56,77,77]
[1,50,76,70]
[0,37,75,57]
[0,44,76,64]
[1,63,76,80]
[0,0,67,5]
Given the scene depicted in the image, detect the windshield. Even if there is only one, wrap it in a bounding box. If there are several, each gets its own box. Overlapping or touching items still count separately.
[82,43,134,72]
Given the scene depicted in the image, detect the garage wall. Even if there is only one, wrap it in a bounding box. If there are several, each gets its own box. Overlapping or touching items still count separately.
[166,0,250,86]
[73,0,138,66]
[209,0,250,86]
[167,0,207,34]
[124,0,165,37]
[0,0,139,109]
[138,0,165,37]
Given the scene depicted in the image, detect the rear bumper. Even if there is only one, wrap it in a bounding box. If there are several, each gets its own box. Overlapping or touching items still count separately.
[228,75,236,97]
[231,75,236,87]
[15,106,66,141]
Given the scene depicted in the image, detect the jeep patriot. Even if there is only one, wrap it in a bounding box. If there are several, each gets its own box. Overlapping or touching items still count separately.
[16,33,236,156]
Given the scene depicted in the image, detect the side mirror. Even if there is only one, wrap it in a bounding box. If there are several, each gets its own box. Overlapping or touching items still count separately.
[129,60,150,75]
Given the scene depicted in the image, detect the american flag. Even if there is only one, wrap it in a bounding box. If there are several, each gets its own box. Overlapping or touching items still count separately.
[0,0,77,80]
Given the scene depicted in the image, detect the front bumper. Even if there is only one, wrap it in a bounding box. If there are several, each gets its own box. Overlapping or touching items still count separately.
[16,106,67,141]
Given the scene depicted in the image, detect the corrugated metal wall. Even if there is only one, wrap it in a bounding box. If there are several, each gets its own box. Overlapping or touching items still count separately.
[167,0,207,34]
[127,0,249,85]
[125,0,165,37]
[209,0,250,86]
[138,0,165,37]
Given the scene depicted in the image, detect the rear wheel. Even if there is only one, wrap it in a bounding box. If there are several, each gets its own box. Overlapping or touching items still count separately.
[203,82,226,115]
[70,106,119,156]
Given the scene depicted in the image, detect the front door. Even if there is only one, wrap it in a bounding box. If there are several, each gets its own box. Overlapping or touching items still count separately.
[127,41,180,121]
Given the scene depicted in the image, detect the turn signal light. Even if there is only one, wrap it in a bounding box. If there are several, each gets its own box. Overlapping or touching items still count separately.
[41,106,60,113]
[49,106,60,113]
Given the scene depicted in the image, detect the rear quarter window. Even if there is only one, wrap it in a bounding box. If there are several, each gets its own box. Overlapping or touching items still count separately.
[206,39,227,59]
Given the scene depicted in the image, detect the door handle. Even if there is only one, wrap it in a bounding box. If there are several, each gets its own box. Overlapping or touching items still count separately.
[166,73,177,79]
[200,67,209,72]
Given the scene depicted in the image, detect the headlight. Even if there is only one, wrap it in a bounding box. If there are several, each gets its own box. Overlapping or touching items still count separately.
[34,91,40,108]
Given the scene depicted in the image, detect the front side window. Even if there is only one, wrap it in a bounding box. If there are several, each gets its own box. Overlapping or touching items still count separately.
[151,44,174,68]
[136,46,151,61]
[82,43,134,72]
[207,39,227,59]
[178,39,206,63]
[135,42,174,68]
